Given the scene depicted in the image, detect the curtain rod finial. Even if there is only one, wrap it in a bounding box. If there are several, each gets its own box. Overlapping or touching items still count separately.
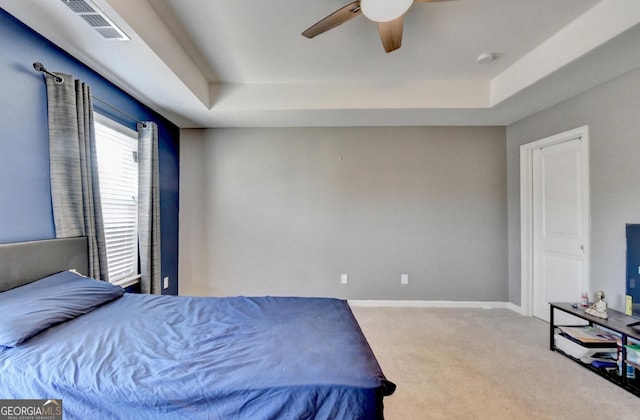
[33,61,64,83]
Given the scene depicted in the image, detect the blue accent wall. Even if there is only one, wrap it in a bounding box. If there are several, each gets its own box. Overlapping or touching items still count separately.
[0,8,180,295]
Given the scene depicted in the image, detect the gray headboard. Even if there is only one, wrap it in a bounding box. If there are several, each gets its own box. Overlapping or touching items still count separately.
[0,237,88,292]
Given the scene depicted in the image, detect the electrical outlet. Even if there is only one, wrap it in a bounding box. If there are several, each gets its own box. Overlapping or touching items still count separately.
[340,274,348,285]
[401,274,409,285]
[163,276,169,289]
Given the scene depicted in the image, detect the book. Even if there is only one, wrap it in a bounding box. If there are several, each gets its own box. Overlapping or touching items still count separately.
[558,326,618,346]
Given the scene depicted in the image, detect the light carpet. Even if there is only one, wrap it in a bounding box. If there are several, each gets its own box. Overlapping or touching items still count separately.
[351,306,640,420]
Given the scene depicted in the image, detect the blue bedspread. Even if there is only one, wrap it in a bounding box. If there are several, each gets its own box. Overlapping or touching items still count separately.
[0,294,394,419]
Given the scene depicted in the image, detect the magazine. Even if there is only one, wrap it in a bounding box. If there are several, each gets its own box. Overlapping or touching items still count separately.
[558,326,618,345]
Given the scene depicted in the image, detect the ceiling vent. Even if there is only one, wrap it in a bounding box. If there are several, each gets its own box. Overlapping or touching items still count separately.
[60,0,130,40]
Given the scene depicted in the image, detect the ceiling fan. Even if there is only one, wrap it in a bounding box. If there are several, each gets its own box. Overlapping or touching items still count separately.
[302,0,455,53]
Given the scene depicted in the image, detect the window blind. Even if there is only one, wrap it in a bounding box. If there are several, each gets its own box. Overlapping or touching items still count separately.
[94,114,139,283]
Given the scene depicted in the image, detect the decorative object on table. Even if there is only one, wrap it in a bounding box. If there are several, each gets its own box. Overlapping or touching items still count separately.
[586,290,608,319]
[581,291,589,307]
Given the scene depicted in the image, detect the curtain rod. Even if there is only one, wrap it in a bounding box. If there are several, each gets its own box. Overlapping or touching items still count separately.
[91,96,147,128]
[33,62,147,129]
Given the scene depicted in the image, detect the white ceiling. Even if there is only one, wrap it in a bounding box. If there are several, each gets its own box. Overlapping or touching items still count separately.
[3,0,640,128]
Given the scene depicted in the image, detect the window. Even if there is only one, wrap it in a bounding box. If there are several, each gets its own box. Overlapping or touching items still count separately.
[94,113,139,286]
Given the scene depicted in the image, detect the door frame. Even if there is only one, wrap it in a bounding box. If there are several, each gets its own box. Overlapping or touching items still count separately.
[520,126,590,316]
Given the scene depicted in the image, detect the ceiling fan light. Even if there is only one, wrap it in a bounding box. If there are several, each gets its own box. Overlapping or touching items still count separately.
[361,0,413,23]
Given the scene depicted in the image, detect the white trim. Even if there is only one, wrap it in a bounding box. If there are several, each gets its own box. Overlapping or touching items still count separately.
[507,302,527,316]
[519,125,590,317]
[94,112,138,138]
[520,142,534,316]
[348,300,510,309]
[112,274,141,288]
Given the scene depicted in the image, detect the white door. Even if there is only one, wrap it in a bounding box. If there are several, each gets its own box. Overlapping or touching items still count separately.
[532,136,588,322]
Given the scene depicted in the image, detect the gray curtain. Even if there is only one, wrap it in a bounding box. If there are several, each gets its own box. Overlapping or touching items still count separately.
[138,122,162,294]
[46,73,107,280]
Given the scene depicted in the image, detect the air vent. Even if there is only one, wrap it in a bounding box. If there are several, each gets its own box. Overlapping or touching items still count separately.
[60,0,130,40]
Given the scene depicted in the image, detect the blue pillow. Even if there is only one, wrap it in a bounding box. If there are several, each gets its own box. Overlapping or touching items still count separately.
[0,270,124,348]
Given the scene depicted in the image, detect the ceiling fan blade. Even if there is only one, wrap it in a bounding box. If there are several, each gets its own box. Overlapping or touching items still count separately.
[378,16,403,53]
[302,1,362,38]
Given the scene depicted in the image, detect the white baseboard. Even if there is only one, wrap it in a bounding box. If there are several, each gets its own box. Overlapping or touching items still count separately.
[348,300,528,315]
[507,302,527,315]
[348,300,514,310]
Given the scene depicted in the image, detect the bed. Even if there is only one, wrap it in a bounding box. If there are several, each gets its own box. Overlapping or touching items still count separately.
[0,238,395,419]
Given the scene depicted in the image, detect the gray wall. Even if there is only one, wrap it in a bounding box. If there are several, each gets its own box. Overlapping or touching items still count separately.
[180,126,507,301]
[507,67,640,311]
